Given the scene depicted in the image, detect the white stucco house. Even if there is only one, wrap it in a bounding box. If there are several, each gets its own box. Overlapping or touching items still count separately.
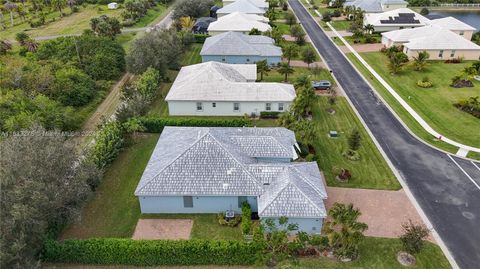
[217,0,266,18]
[134,126,328,234]
[345,0,407,13]
[223,0,269,11]
[207,12,271,35]
[165,61,295,116]
[381,25,480,60]
[428,16,477,41]
[363,8,430,32]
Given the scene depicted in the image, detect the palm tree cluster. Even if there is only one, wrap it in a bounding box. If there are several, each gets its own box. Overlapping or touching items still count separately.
[323,203,368,260]
[15,32,39,52]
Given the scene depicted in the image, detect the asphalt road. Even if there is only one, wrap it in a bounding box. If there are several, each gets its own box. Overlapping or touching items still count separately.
[288,0,480,268]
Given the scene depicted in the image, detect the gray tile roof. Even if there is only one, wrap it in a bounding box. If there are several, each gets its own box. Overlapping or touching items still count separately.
[135,127,327,218]
[200,31,282,57]
[217,0,265,15]
[345,0,383,13]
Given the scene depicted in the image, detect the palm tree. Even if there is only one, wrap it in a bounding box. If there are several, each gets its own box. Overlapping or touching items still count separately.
[23,38,39,52]
[179,16,194,31]
[51,0,67,16]
[301,47,316,68]
[388,52,408,74]
[293,119,316,142]
[324,203,368,260]
[363,24,374,35]
[412,51,429,71]
[282,44,298,65]
[294,74,310,90]
[0,40,12,55]
[278,62,294,82]
[256,60,270,81]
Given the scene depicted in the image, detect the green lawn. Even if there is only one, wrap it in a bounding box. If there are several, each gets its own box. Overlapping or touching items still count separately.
[47,237,450,269]
[355,52,480,149]
[329,20,351,31]
[263,66,334,84]
[131,3,169,28]
[346,53,460,154]
[180,43,203,66]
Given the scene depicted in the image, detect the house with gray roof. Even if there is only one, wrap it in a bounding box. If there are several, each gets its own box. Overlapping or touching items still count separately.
[217,0,266,18]
[344,0,407,13]
[135,127,327,234]
[201,31,282,65]
[165,61,295,116]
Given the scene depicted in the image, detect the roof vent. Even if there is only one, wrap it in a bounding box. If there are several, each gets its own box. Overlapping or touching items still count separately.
[227,168,235,175]
[223,183,230,189]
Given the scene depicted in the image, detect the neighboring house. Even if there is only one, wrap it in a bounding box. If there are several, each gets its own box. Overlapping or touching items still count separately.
[200,31,282,65]
[193,17,216,34]
[363,8,430,32]
[165,61,295,116]
[223,0,269,11]
[210,5,220,18]
[344,0,407,13]
[381,25,480,60]
[428,16,476,40]
[107,2,118,9]
[207,12,271,35]
[134,126,328,234]
[217,0,266,18]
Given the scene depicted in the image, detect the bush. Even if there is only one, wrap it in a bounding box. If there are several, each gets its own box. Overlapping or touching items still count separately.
[89,121,124,169]
[420,7,429,15]
[444,57,463,64]
[305,153,317,162]
[216,212,242,227]
[138,117,252,132]
[193,33,210,43]
[241,202,252,235]
[332,10,341,17]
[260,111,281,119]
[321,12,331,22]
[51,68,96,107]
[416,77,432,88]
[42,238,261,265]
[400,220,430,255]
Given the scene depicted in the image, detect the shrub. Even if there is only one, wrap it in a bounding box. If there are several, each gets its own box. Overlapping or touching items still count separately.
[193,33,209,43]
[297,142,309,158]
[416,77,432,88]
[321,12,331,22]
[138,117,252,132]
[332,9,341,17]
[89,121,124,169]
[241,202,252,235]
[400,220,430,255]
[42,238,261,265]
[445,57,463,64]
[305,153,317,162]
[260,111,281,119]
[217,212,242,227]
[51,68,96,107]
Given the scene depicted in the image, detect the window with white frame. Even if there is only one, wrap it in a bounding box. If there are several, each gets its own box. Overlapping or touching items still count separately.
[278,103,284,111]
[196,102,203,111]
[439,50,444,58]
[265,103,271,111]
[450,50,456,57]
[233,103,240,111]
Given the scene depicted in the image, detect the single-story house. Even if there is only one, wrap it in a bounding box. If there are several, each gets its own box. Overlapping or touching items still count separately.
[165,61,295,116]
[200,31,282,65]
[217,0,266,18]
[363,8,430,32]
[135,126,328,234]
[107,2,118,9]
[344,0,407,13]
[207,12,271,36]
[223,0,269,11]
[193,17,216,34]
[428,16,476,41]
[382,25,480,60]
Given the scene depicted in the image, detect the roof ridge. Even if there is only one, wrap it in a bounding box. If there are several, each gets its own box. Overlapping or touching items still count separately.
[286,168,325,214]
[290,165,326,198]
[258,168,291,215]
[135,129,211,194]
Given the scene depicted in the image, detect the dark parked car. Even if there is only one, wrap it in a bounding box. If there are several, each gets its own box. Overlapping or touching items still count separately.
[312,80,332,90]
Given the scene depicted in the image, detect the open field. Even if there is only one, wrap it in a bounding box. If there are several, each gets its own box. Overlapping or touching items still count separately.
[47,237,450,269]
[354,52,480,148]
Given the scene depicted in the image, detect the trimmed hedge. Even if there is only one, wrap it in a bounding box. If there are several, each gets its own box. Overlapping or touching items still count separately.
[260,111,281,119]
[42,238,261,266]
[138,117,252,133]
[193,34,210,43]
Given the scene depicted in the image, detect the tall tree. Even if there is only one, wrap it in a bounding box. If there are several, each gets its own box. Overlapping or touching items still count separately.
[90,15,122,39]
[51,0,67,16]
[290,24,306,45]
[178,16,194,31]
[282,43,298,65]
[301,47,316,68]
[285,11,296,27]
[0,125,101,268]
[348,128,361,151]
[278,62,294,82]
[256,59,270,81]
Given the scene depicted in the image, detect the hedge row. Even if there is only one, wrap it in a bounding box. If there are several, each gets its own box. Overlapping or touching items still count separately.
[138,117,252,133]
[42,238,262,266]
[193,34,210,43]
[260,111,281,119]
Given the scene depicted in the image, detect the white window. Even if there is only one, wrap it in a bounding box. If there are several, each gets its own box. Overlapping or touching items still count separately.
[459,31,464,36]
[233,103,240,111]
[278,103,284,111]
[450,50,456,57]
[439,50,444,58]
[196,102,203,111]
[265,103,271,111]
[212,102,216,108]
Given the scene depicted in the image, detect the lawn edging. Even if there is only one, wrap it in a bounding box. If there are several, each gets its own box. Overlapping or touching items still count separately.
[42,238,261,266]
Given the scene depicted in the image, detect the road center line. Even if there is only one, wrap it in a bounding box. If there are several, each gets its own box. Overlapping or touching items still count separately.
[447,154,480,191]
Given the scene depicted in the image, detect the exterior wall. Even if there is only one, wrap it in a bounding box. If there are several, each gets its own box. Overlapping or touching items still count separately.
[202,55,281,65]
[217,12,264,18]
[450,29,474,41]
[139,195,258,214]
[208,30,251,36]
[167,100,291,116]
[371,25,422,32]
[380,3,407,11]
[381,36,407,48]
[264,217,324,234]
[405,48,480,60]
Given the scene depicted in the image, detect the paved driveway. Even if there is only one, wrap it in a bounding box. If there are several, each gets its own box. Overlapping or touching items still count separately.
[289,0,480,268]
[326,187,429,239]
[132,219,193,240]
